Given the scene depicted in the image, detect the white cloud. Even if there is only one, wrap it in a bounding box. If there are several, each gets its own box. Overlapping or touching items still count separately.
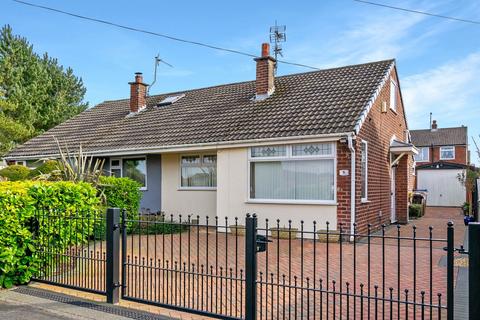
[402,52,480,164]
[285,1,449,69]
[402,52,480,127]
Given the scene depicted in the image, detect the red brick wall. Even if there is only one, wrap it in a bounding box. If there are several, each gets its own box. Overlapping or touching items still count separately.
[426,145,467,165]
[337,66,413,233]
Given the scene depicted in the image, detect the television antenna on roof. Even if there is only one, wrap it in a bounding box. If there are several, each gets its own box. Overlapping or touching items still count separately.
[269,21,286,72]
[147,54,173,95]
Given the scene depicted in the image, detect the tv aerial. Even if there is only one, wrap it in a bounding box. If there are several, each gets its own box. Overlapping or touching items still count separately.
[148,54,173,95]
[269,21,286,72]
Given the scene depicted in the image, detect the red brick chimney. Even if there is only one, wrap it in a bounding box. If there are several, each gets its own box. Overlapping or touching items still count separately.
[129,72,148,113]
[431,120,438,131]
[254,43,276,100]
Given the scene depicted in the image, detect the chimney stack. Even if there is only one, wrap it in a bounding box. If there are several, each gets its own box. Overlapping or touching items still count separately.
[129,72,148,113]
[254,43,276,100]
[431,120,438,131]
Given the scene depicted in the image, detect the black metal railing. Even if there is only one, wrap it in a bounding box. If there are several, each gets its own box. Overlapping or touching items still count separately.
[29,208,459,319]
[32,208,107,294]
[121,211,246,319]
[253,216,454,320]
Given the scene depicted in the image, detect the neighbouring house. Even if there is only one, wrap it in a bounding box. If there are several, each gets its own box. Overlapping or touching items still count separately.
[4,43,417,233]
[411,121,469,207]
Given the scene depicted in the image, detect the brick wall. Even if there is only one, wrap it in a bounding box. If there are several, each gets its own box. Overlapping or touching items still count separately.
[427,145,468,165]
[337,66,413,233]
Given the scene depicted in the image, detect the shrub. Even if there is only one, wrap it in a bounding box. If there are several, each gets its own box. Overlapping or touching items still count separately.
[0,181,100,288]
[98,176,142,232]
[28,160,60,179]
[0,165,30,181]
[409,204,423,218]
[132,214,188,235]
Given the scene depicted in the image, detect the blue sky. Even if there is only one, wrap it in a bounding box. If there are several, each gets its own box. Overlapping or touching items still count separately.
[2,0,480,164]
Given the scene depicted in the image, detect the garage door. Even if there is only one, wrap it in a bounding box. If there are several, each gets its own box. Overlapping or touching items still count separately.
[417,169,466,207]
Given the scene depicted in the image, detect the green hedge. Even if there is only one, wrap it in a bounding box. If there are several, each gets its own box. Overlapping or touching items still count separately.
[99,176,141,229]
[0,181,100,288]
[0,165,30,181]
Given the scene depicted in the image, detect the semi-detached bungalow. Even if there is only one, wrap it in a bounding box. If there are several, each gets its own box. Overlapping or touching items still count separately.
[4,43,417,234]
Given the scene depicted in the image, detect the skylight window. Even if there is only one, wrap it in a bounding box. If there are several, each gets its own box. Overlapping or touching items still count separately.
[157,94,185,107]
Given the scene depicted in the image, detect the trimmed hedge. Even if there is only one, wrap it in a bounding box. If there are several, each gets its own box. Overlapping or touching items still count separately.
[0,181,100,288]
[99,175,141,224]
[0,165,30,181]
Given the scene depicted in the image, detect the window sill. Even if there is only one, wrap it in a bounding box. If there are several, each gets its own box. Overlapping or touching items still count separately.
[361,199,371,204]
[246,199,337,205]
[439,158,455,161]
[139,188,147,191]
[390,108,398,115]
[178,187,217,191]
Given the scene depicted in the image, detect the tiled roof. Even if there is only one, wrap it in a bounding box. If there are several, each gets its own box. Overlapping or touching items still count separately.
[410,127,467,147]
[6,59,394,159]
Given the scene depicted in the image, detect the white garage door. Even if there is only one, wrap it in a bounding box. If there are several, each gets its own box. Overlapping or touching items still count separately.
[417,169,466,207]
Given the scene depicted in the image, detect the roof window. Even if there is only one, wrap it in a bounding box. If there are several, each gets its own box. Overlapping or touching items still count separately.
[157,94,185,107]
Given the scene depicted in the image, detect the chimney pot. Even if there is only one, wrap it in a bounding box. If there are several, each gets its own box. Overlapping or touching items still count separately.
[431,120,438,130]
[261,43,270,57]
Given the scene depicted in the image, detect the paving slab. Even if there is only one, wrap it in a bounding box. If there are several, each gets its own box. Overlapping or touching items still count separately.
[0,286,175,320]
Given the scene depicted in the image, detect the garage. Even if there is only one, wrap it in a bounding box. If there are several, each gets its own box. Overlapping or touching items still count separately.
[416,163,466,207]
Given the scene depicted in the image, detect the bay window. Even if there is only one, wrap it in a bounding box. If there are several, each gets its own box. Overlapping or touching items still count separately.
[249,143,336,203]
[180,155,217,189]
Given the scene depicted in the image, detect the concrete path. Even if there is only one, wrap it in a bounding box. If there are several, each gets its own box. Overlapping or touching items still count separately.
[0,287,174,320]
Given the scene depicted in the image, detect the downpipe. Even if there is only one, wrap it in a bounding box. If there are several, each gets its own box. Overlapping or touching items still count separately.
[347,134,356,241]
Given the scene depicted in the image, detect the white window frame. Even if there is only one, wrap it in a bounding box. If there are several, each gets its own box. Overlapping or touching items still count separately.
[178,154,217,191]
[110,157,148,190]
[414,147,429,162]
[247,143,337,205]
[15,160,27,166]
[360,140,368,203]
[390,79,398,112]
[440,146,455,160]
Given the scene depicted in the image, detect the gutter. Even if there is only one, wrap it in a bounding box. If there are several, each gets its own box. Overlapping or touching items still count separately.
[5,132,351,160]
[347,134,356,238]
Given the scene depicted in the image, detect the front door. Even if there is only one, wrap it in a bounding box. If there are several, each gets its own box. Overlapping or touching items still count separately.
[390,166,396,222]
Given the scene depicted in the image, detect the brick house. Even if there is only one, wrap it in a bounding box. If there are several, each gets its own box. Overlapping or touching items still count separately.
[411,122,468,207]
[4,43,416,233]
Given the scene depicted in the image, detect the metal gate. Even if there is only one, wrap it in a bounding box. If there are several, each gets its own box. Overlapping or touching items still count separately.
[117,210,459,319]
[32,208,107,295]
[30,208,469,319]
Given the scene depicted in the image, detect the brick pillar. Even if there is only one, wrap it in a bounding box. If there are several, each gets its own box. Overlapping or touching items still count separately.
[336,142,352,231]
[395,155,409,224]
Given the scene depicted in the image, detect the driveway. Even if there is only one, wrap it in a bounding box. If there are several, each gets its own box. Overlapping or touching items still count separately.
[35,206,466,319]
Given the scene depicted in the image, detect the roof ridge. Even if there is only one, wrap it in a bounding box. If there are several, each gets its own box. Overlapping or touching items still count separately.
[100,59,395,106]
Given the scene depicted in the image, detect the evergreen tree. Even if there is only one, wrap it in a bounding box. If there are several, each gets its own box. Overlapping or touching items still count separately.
[0,25,87,155]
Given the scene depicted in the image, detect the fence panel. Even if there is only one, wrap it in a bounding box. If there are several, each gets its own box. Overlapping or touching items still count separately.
[32,208,107,294]
[121,213,245,319]
[254,217,454,320]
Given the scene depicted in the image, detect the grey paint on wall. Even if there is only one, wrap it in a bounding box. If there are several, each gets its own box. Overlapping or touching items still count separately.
[141,154,162,213]
[101,154,162,213]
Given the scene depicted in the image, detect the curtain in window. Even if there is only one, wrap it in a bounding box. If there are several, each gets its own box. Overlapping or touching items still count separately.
[250,160,334,201]
[181,167,216,187]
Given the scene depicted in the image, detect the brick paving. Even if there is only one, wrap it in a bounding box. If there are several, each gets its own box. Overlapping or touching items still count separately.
[39,207,466,319]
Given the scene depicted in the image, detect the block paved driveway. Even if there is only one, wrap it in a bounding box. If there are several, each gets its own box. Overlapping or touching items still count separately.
[54,207,465,319]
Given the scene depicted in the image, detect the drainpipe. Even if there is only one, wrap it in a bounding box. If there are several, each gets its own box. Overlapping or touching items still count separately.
[347,134,356,238]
